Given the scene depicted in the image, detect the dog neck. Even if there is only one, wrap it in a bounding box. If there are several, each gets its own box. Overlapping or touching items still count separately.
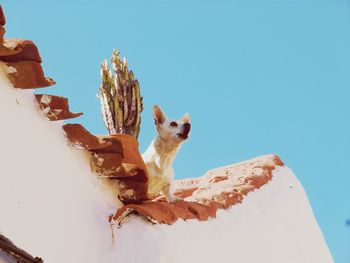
[150,135,181,171]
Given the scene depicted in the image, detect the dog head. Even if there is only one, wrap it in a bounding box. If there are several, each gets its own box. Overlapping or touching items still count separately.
[152,105,191,143]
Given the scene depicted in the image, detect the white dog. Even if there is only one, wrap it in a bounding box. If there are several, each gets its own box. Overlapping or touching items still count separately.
[142,105,191,202]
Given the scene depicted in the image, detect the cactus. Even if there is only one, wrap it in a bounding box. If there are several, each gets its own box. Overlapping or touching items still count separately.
[99,50,143,138]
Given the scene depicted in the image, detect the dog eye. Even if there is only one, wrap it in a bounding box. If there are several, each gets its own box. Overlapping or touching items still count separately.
[170,121,178,127]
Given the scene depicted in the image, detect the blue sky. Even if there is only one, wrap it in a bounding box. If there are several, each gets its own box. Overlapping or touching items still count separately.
[2,1,349,261]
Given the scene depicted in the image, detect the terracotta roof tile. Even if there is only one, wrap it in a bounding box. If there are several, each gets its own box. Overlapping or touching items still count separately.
[92,135,149,202]
[0,5,5,26]
[0,39,42,63]
[63,123,112,150]
[62,125,150,203]
[35,94,83,121]
[0,25,5,44]
[111,155,283,225]
[6,61,55,89]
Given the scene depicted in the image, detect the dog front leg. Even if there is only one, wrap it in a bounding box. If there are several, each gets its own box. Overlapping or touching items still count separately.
[162,183,172,202]
[162,183,182,203]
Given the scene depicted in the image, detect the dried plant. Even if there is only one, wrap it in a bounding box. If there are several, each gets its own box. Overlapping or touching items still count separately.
[99,50,143,138]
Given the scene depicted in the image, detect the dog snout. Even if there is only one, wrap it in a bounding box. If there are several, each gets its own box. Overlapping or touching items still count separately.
[177,123,191,140]
[182,123,191,137]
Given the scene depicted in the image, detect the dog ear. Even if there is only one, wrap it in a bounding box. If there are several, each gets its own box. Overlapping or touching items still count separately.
[153,105,167,124]
[181,113,190,124]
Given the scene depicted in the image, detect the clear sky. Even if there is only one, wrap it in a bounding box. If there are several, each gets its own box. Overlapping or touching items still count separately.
[2,1,349,261]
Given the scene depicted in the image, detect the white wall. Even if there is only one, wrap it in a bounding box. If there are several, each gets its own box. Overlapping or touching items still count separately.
[0,63,117,262]
[111,166,333,263]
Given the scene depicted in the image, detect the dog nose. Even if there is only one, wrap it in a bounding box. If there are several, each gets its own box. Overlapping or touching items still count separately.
[183,123,191,136]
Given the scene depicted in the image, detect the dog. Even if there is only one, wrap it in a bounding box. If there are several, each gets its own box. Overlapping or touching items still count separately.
[142,105,191,202]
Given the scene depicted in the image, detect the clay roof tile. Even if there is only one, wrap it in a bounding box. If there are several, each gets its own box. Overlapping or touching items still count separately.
[0,5,6,26]
[111,155,284,225]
